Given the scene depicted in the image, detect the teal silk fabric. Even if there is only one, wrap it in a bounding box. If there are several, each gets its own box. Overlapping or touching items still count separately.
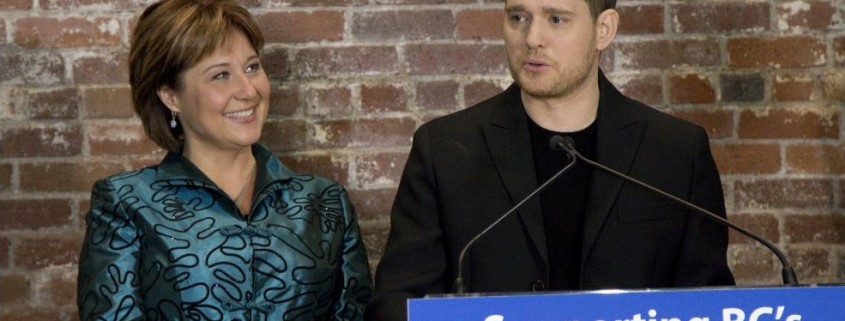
[77,144,372,321]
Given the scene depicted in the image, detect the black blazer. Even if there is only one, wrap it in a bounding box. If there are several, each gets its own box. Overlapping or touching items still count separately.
[366,72,735,321]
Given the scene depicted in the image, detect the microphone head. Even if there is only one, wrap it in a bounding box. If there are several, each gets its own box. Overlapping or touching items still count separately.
[549,135,575,152]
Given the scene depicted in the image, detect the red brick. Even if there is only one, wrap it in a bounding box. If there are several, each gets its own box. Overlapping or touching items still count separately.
[262,47,291,81]
[37,270,77,305]
[355,152,407,187]
[14,234,83,269]
[735,179,833,210]
[41,0,148,9]
[13,17,121,48]
[669,74,716,104]
[835,37,845,65]
[786,247,833,281]
[666,109,733,139]
[405,43,507,76]
[0,200,73,231]
[303,86,352,115]
[615,39,721,69]
[0,52,64,85]
[256,11,343,43]
[777,1,841,31]
[311,118,416,148]
[0,0,31,9]
[0,164,11,192]
[784,213,845,243]
[362,83,408,112]
[278,153,349,186]
[416,80,459,111]
[0,125,83,157]
[465,80,504,108]
[27,87,79,119]
[269,84,299,116]
[727,245,779,282]
[20,162,124,193]
[87,122,163,156]
[456,9,503,40]
[259,119,307,152]
[0,274,30,304]
[773,73,816,102]
[727,213,780,245]
[72,52,129,84]
[821,71,845,102]
[353,10,454,41]
[82,86,134,119]
[348,187,397,222]
[711,143,781,175]
[786,144,845,174]
[728,36,827,68]
[294,46,398,78]
[738,108,838,139]
[611,74,663,106]
[372,0,473,3]
[0,308,73,321]
[617,5,663,35]
[671,3,769,33]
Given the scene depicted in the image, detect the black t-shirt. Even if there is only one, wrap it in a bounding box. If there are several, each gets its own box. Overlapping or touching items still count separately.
[527,117,597,290]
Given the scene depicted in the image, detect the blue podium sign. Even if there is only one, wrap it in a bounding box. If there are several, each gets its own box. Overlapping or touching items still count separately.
[408,285,845,321]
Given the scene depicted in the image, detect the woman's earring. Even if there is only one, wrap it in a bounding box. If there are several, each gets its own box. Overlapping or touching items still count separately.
[170,111,177,129]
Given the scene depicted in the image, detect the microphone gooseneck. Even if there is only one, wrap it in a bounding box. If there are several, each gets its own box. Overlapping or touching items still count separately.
[454,138,577,295]
[549,135,799,286]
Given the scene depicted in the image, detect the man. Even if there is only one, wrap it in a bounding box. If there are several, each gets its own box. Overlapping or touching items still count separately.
[366,0,735,319]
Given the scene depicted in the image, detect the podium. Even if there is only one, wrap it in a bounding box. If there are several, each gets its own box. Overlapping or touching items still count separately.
[408,285,845,321]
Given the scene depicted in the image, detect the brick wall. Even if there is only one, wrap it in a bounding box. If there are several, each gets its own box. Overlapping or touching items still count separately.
[1,0,843,319]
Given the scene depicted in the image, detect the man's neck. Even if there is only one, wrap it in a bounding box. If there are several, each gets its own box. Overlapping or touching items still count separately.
[522,73,601,133]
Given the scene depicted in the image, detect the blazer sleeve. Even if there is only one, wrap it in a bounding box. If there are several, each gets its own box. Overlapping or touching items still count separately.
[77,178,145,321]
[365,125,448,321]
[674,127,736,286]
[332,185,374,321]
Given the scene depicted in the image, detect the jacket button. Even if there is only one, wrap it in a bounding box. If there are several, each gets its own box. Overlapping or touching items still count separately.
[531,280,545,291]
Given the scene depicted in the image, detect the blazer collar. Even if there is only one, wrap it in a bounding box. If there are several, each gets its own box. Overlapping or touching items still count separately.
[482,84,549,265]
[480,71,648,268]
[581,71,647,262]
[156,144,295,195]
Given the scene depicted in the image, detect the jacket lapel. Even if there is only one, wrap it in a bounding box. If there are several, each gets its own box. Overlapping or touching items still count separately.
[581,72,646,262]
[480,85,549,265]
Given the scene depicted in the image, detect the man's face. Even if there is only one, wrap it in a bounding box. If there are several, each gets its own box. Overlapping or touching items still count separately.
[503,0,601,99]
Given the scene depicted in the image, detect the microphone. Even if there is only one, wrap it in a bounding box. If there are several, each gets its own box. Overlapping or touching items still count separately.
[454,141,577,295]
[549,135,799,286]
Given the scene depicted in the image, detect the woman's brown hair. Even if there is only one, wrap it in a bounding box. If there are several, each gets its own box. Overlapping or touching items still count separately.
[130,0,265,152]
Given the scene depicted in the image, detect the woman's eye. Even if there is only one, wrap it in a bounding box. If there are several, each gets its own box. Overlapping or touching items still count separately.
[212,71,230,80]
[245,63,261,73]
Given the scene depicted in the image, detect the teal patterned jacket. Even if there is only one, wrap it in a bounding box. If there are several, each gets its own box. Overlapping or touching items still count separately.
[77,144,372,321]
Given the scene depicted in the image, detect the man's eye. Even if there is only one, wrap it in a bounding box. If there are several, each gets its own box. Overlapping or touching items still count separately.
[509,14,527,23]
[551,16,566,24]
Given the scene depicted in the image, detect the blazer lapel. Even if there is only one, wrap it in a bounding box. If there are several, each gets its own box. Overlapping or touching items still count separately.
[581,72,647,262]
[480,85,549,265]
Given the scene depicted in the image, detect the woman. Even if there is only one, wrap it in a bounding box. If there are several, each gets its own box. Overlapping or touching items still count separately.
[76,1,372,320]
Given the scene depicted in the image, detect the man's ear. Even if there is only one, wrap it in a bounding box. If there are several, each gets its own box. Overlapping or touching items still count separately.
[595,9,619,51]
[156,86,181,113]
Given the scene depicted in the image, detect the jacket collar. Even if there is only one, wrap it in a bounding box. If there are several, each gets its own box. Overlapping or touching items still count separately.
[155,144,295,195]
[481,70,647,268]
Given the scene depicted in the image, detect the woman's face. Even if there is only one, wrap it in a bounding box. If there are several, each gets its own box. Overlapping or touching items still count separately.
[158,30,270,154]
